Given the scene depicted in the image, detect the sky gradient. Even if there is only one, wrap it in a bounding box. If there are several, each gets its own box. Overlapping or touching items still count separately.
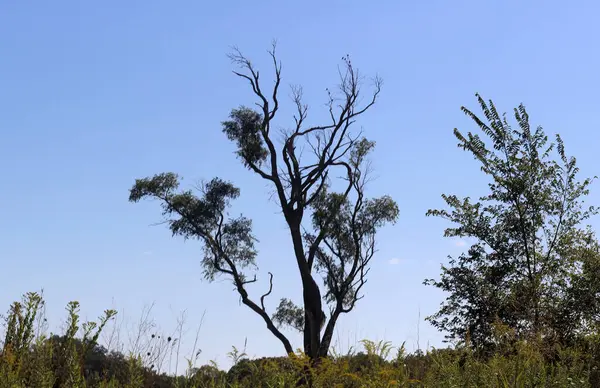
[2,0,600,371]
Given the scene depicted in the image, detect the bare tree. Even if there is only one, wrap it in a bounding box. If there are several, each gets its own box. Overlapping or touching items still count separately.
[129,43,399,360]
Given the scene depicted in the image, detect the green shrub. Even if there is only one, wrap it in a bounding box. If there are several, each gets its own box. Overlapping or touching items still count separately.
[1,291,598,387]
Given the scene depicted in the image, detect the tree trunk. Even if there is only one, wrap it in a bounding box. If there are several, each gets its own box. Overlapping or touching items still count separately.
[302,274,324,359]
[288,218,325,360]
[318,305,342,358]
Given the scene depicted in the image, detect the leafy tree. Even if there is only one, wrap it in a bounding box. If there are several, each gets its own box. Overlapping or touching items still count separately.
[129,44,399,360]
[550,229,600,340]
[425,94,598,353]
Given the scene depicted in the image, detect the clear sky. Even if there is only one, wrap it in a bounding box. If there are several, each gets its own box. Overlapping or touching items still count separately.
[2,0,599,372]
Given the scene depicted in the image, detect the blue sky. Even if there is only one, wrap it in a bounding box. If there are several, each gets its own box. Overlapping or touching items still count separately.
[2,0,600,371]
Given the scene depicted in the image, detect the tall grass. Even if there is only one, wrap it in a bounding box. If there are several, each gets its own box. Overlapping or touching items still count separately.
[1,291,598,387]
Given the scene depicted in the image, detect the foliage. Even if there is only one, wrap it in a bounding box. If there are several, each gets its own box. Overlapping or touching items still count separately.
[425,94,600,354]
[2,291,600,387]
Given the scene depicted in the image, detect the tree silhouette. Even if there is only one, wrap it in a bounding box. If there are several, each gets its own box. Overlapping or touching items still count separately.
[129,43,398,360]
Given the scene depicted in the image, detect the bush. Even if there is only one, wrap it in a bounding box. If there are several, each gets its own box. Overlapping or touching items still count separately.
[1,292,599,387]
